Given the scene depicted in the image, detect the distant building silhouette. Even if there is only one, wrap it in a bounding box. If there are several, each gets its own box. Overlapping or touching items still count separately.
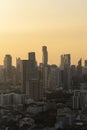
[4,54,12,82]
[16,57,21,84]
[42,46,48,65]
[77,58,82,84]
[60,54,71,91]
[21,52,43,100]
[21,60,28,94]
[48,65,60,91]
[85,60,87,67]
[70,65,77,86]
[42,46,49,95]
[26,52,43,100]
[84,60,87,75]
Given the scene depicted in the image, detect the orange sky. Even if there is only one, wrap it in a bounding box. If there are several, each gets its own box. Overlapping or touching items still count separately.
[0,0,87,66]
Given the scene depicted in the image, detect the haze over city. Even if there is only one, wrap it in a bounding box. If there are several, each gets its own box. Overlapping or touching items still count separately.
[0,0,87,65]
[1,1,87,129]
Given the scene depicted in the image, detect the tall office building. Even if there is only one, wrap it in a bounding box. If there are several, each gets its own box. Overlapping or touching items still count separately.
[48,65,60,91]
[16,58,21,84]
[28,52,36,61]
[85,60,87,67]
[4,55,12,82]
[84,60,87,74]
[60,54,71,90]
[64,54,71,66]
[26,52,43,100]
[21,60,28,94]
[77,58,82,84]
[27,52,37,79]
[60,54,70,69]
[42,46,49,94]
[42,46,48,65]
[64,54,71,91]
[60,55,64,70]
[70,65,77,86]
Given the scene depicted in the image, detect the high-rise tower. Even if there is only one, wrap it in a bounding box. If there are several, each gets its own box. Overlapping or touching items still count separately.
[60,54,71,91]
[4,54,12,82]
[28,52,36,61]
[42,46,48,66]
[16,58,21,84]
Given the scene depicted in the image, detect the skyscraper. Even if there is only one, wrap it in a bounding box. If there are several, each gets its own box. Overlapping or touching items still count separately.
[60,54,71,90]
[85,60,87,67]
[4,55,12,82]
[48,65,60,91]
[21,60,28,94]
[42,46,48,66]
[28,52,35,61]
[84,60,87,74]
[16,57,21,84]
[42,46,49,95]
[26,52,43,100]
[77,58,82,84]
[27,52,37,79]
[64,54,71,66]
[60,55,64,70]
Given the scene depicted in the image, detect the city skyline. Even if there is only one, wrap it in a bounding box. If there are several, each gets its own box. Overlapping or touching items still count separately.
[0,0,87,65]
[0,50,87,67]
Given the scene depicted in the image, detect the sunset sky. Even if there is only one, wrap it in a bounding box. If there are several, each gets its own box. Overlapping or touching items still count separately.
[0,0,87,66]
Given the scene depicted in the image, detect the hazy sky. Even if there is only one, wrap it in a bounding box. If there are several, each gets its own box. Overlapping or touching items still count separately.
[0,0,87,65]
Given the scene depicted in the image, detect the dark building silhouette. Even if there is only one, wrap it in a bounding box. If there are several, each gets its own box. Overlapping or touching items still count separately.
[42,46,48,66]
[42,46,49,94]
[26,52,43,100]
[21,60,28,94]
[85,60,87,67]
[60,54,71,91]
[48,65,60,91]
[16,57,21,84]
[77,58,83,84]
[70,65,77,86]
[21,52,43,100]
[4,54,12,82]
